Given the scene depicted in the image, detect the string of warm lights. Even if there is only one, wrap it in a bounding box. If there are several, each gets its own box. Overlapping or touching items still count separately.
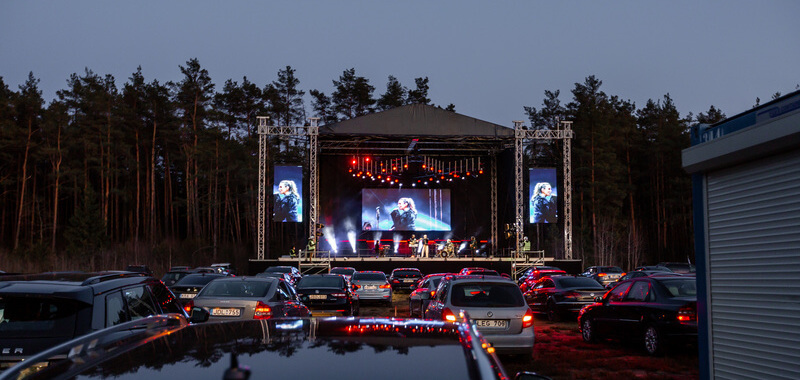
[349,155,484,186]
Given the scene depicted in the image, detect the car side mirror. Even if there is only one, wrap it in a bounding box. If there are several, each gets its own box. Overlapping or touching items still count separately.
[189,307,210,323]
[420,291,432,300]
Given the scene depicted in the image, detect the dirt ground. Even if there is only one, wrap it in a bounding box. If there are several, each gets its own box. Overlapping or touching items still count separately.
[361,291,699,380]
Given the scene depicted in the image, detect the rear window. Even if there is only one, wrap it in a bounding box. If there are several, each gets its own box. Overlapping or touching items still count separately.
[599,267,623,273]
[659,279,697,297]
[0,297,83,338]
[297,276,344,289]
[174,275,222,286]
[201,281,272,298]
[352,273,387,281]
[264,267,293,274]
[393,270,421,276]
[450,283,524,307]
[555,277,604,289]
[330,268,355,276]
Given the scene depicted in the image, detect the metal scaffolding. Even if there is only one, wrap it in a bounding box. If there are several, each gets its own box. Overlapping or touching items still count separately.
[513,120,575,260]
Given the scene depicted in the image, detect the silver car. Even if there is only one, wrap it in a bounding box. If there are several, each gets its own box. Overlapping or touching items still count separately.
[187,276,309,321]
[422,275,535,354]
[351,271,392,305]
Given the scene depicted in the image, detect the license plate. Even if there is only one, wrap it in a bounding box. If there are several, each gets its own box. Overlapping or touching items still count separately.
[364,285,377,290]
[211,308,241,317]
[180,293,196,299]
[309,294,327,300]
[475,319,508,329]
[403,279,414,283]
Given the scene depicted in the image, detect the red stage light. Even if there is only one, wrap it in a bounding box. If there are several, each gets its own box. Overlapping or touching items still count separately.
[352,159,357,165]
[422,164,426,168]
[404,164,408,169]
[466,172,471,176]
[365,157,370,162]
[392,166,397,170]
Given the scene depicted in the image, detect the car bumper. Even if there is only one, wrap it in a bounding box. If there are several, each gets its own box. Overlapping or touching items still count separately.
[481,326,535,354]
[355,290,392,300]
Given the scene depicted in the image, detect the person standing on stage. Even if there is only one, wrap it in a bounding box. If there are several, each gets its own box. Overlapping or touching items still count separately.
[408,234,419,257]
[420,234,430,258]
[390,197,417,230]
[469,236,478,257]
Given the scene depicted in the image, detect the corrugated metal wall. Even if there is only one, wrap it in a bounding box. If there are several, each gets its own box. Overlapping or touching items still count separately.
[706,149,800,379]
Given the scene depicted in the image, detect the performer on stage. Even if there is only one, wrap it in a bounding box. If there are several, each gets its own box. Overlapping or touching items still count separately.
[469,236,478,257]
[390,197,417,230]
[441,239,455,258]
[420,234,430,258]
[408,234,419,257]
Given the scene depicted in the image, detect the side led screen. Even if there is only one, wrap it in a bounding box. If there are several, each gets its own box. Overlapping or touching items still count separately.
[273,165,303,222]
[529,168,558,224]
[361,188,451,231]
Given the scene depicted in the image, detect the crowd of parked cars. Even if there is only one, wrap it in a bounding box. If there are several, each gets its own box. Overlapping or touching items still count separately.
[0,260,697,378]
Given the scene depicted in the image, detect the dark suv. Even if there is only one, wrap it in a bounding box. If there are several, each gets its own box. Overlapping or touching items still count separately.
[388,268,423,291]
[0,271,187,370]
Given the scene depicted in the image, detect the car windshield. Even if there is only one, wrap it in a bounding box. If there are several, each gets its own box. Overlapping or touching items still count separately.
[297,276,344,289]
[330,268,355,276]
[174,275,221,286]
[0,297,83,339]
[659,279,697,297]
[352,273,386,281]
[393,270,421,276]
[264,267,293,274]
[555,277,604,289]
[201,281,271,297]
[450,283,524,307]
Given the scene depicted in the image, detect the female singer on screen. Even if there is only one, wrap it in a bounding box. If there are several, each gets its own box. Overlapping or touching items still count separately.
[531,182,557,223]
[390,197,417,230]
[274,179,300,222]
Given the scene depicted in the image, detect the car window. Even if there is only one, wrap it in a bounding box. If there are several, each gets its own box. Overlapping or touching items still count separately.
[608,282,632,302]
[123,286,158,321]
[106,291,129,326]
[556,277,604,289]
[450,283,524,307]
[204,281,271,297]
[149,283,182,314]
[436,280,451,303]
[660,279,697,297]
[0,296,81,338]
[393,270,421,276]
[352,273,386,281]
[297,276,344,288]
[626,281,651,302]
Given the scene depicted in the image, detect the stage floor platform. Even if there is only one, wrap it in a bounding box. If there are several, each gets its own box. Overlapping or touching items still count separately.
[248,256,583,279]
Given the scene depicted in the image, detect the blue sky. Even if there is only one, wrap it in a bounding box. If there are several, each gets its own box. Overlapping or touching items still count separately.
[2,1,798,126]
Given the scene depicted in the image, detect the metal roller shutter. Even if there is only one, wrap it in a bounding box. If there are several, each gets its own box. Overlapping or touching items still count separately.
[706,149,800,379]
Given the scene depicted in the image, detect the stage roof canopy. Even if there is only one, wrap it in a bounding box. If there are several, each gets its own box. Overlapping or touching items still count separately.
[319,104,515,155]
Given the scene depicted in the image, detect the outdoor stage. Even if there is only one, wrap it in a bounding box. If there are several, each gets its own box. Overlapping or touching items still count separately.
[249,255,583,280]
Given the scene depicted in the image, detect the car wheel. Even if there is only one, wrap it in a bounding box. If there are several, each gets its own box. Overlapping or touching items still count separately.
[546,301,561,322]
[644,325,664,356]
[581,318,597,343]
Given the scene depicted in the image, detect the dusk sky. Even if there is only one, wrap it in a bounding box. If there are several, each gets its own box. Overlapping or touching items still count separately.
[2,1,798,126]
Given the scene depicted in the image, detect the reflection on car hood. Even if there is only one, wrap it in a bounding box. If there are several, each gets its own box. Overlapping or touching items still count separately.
[20,318,494,380]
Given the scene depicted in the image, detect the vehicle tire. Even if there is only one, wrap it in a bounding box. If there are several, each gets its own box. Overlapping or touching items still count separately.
[581,318,597,343]
[643,324,664,356]
[546,301,561,322]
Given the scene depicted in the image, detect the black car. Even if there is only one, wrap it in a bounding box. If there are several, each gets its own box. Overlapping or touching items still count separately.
[656,262,696,274]
[295,274,359,316]
[408,273,450,317]
[578,275,698,355]
[261,265,303,285]
[388,267,423,291]
[160,269,193,287]
[579,266,624,287]
[604,269,672,289]
[525,276,606,321]
[169,273,227,304]
[1,313,549,380]
[0,271,186,369]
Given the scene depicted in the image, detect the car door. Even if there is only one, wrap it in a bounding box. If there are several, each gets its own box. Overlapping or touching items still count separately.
[277,280,308,317]
[617,280,652,339]
[424,279,450,319]
[594,281,632,336]
[529,279,554,312]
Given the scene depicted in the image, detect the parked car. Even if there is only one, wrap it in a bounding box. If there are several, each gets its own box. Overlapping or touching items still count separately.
[161,268,194,287]
[517,266,563,285]
[604,269,671,289]
[580,266,624,287]
[124,264,153,276]
[0,271,187,370]
[388,267,423,291]
[210,262,236,276]
[350,270,392,305]
[169,273,227,303]
[634,265,673,272]
[459,267,501,276]
[255,271,295,284]
[578,275,698,355]
[656,262,696,274]
[329,266,356,281]
[524,276,606,321]
[1,313,549,380]
[518,269,568,293]
[295,274,359,316]
[183,276,308,321]
[261,265,303,284]
[408,273,451,317]
[422,275,534,354]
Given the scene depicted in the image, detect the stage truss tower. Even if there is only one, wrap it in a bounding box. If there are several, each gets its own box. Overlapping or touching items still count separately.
[514,120,575,260]
[256,117,319,260]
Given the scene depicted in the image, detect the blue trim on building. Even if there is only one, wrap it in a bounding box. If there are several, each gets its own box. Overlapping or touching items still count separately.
[691,173,710,379]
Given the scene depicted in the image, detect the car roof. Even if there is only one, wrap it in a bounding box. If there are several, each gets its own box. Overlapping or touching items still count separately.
[445,274,514,283]
[393,267,421,271]
[0,272,155,304]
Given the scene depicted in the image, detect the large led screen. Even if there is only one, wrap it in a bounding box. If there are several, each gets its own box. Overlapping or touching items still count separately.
[362,188,451,231]
[273,165,303,222]
[529,168,558,224]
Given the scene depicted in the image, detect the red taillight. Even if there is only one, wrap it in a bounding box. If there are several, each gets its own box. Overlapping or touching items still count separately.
[379,283,391,289]
[430,290,436,297]
[183,300,194,314]
[254,301,272,320]
[563,291,580,299]
[522,308,534,328]
[353,285,361,290]
[598,273,607,277]
[677,305,696,323]
[443,307,457,322]
[392,280,400,283]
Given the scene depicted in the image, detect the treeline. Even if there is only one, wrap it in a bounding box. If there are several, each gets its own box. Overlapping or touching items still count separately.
[0,58,725,273]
